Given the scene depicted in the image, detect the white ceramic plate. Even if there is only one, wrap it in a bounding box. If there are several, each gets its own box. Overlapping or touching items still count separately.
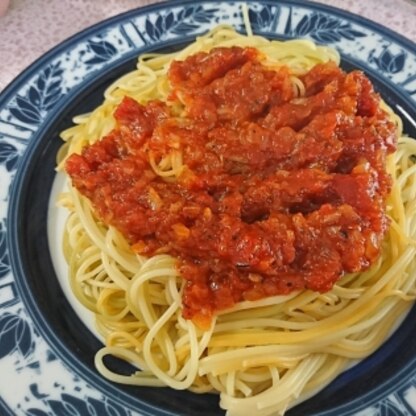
[2,1,416,415]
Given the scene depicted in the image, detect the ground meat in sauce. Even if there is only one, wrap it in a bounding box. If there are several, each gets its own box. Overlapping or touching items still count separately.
[65,46,397,328]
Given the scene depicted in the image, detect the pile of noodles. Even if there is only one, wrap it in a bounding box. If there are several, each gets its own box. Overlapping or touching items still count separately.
[56,25,416,416]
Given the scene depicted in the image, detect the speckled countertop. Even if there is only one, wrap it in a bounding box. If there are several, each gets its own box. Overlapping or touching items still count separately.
[0,0,416,92]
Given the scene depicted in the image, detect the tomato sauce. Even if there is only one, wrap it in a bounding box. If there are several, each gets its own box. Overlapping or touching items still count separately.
[66,47,397,327]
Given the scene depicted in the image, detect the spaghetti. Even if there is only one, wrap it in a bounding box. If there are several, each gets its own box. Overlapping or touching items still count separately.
[57,26,416,415]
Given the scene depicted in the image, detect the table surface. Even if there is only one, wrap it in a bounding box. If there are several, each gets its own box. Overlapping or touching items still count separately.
[1,0,416,92]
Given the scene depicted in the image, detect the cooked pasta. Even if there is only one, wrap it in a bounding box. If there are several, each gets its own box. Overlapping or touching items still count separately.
[57,25,416,416]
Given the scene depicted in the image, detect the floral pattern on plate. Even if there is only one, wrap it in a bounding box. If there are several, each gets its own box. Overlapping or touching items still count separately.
[1,1,416,415]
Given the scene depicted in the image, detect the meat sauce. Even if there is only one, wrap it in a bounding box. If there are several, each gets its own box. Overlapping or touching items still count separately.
[66,47,397,327]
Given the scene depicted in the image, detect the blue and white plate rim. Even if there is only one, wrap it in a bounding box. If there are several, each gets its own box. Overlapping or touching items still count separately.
[1,0,416,415]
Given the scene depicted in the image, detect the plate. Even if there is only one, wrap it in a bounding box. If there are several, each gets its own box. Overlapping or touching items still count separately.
[2,1,416,415]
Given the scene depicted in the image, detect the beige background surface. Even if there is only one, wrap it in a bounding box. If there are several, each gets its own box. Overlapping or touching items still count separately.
[0,0,416,91]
